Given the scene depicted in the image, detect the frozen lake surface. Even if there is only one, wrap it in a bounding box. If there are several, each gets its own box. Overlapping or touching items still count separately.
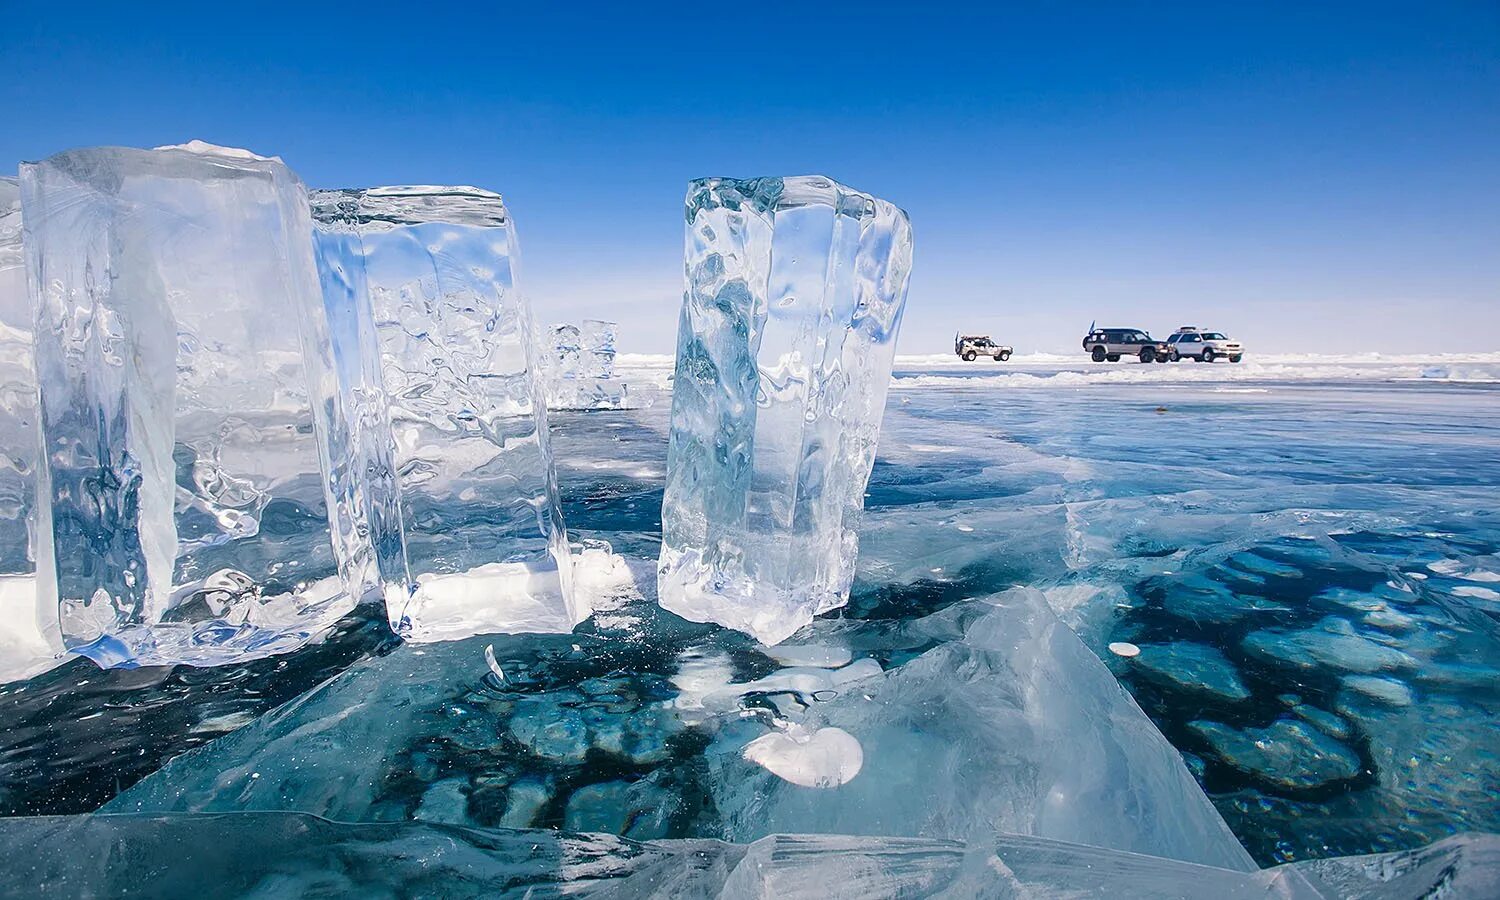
[1,354,1497,873]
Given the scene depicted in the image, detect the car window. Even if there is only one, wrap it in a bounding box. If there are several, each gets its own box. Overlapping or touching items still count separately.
[1183,334,1199,342]
[1167,334,1179,343]
[1202,332,1225,340]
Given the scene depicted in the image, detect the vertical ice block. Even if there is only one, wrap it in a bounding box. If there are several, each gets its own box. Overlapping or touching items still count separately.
[0,176,65,680]
[659,176,913,644]
[310,187,579,642]
[578,319,617,378]
[20,143,376,668]
[545,319,632,410]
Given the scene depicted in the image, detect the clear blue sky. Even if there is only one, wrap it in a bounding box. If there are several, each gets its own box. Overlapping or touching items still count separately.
[4,1,1497,355]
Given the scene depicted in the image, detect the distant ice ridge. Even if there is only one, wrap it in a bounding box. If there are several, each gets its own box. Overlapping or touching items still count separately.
[310,186,582,642]
[544,319,657,410]
[887,352,1500,388]
[659,176,914,645]
[19,143,371,668]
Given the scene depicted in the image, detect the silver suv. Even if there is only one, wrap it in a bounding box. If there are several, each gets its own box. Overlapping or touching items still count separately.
[1083,328,1171,363]
[1166,327,1244,363]
[955,334,1012,361]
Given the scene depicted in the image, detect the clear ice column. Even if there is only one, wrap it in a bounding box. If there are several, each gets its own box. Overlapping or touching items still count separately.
[20,143,377,668]
[658,176,913,645]
[310,187,579,642]
[0,177,64,680]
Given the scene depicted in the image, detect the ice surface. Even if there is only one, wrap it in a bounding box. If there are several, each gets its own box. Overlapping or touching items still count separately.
[19,143,372,668]
[0,813,1494,898]
[107,583,1254,870]
[0,178,65,682]
[659,175,913,644]
[846,378,1500,863]
[310,186,579,641]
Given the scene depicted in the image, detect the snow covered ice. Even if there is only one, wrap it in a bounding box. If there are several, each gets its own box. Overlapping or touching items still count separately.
[18,143,372,668]
[310,186,579,642]
[659,176,913,644]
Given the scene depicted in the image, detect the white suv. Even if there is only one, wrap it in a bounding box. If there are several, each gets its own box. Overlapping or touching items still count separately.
[1167,327,1244,363]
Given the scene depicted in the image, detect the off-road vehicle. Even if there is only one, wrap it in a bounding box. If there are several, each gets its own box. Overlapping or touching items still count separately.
[955,334,1012,361]
[1082,328,1171,363]
[1166,327,1244,363]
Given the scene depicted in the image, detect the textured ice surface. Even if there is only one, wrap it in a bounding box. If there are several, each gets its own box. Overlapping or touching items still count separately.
[1,814,1494,898]
[19,143,370,668]
[849,377,1500,863]
[107,580,1253,870]
[659,176,913,644]
[0,178,64,682]
[6,368,1499,875]
[310,186,578,641]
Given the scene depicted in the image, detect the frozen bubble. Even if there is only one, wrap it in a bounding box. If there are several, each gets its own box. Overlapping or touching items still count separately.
[1108,642,1141,658]
[743,726,864,789]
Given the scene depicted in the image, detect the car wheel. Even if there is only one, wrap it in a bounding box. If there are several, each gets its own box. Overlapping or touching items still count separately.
[1169,350,1180,362]
[962,351,976,361]
[1201,348,1215,363]
[1106,354,1120,362]
[1229,355,1242,363]
[1091,347,1107,362]
[1139,348,1155,363]
[997,351,1011,361]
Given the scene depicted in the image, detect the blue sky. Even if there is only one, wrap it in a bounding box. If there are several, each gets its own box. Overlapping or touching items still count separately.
[3,1,1497,354]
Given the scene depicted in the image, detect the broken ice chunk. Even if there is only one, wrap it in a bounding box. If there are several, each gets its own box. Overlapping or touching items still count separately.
[20,143,374,667]
[310,186,579,641]
[659,176,913,644]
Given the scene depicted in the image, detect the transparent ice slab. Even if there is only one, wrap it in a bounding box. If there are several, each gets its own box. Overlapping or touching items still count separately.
[9,814,1493,898]
[19,142,374,668]
[107,583,1253,870]
[0,176,65,681]
[659,176,913,644]
[544,319,641,411]
[310,186,579,642]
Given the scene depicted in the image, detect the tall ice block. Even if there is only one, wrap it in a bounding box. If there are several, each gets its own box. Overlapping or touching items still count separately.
[658,176,913,644]
[20,143,375,667]
[0,177,65,680]
[310,187,579,642]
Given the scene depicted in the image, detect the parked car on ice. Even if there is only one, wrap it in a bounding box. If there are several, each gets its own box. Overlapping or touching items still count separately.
[1166,327,1244,362]
[954,334,1012,361]
[1082,328,1171,363]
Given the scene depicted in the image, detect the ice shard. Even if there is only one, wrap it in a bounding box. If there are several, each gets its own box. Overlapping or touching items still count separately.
[20,142,375,668]
[0,176,65,681]
[659,176,913,644]
[310,186,579,642]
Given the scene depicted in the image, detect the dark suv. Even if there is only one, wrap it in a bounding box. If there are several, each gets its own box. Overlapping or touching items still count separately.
[1083,328,1171,363]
